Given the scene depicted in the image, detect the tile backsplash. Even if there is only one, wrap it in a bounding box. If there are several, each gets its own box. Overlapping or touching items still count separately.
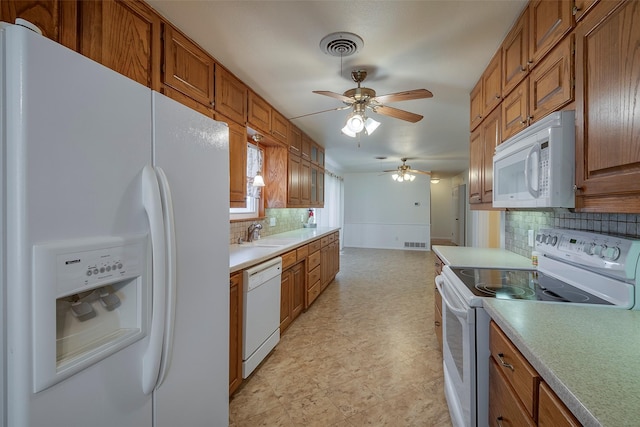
[505,210,640,258]
[229,208,309,244]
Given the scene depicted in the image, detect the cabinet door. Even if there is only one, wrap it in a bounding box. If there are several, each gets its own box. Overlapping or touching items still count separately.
[481,108,501,203]
[79,0,161,89]
[575,0,640,212]
[287,154,301,206]
[229,273,243,395]
[538,382,581,427]
[573,0,599,23]
[528,0,573,67]
[225,118,247,208]
[501,78,529,141]
[289,124,302,155]
[301,134,312,160]
[316,168,325,207]
[1,0,77,49]
[482,50,503,115]
[248,91,271,136]
[271,109,289,145]
[215,65,247,125]
[162,24,214,108]
[470,79,483,131]
[300,158,311,206]
[502,7,529,97]
[468,128,483,204]
[528,35,573,124]
[291,262,305,320]
[280,269,292,332]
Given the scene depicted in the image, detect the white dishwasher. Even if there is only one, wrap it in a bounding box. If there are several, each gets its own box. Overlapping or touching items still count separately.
[242,257,282,378]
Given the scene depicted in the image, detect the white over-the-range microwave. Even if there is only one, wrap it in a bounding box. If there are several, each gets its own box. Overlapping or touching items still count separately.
[493,110,575,208]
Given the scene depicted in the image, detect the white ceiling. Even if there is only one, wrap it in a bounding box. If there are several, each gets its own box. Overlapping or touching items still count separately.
[147,0,527,178]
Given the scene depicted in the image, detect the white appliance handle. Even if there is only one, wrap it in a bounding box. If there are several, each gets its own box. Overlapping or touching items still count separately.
[154,167,177,389]
[524,143,540,198]
[141,165,167,395]
[435,275,468,318]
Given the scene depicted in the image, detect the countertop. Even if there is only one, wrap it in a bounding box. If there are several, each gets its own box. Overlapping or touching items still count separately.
[229,227,340,273]
[484,299,640,427]
[432,245,533,269]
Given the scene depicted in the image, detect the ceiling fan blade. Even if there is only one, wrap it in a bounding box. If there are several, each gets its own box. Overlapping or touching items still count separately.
[371,89,433,104]
[408,169,431,175]
[312,90,354,104]
[371,105,423,123]
[289,105,351,120]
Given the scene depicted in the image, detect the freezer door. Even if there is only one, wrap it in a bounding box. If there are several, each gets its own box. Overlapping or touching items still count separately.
[152,92,230,426]
[4,25,153,426]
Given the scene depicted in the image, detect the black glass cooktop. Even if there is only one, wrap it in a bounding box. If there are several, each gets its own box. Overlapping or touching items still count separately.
[449,267,613,305]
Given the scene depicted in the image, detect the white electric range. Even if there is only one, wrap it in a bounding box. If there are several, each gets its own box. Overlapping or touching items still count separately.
[435,228,640,427]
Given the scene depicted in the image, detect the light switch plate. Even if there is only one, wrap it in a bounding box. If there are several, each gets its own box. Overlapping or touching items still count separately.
[528,229,534,247]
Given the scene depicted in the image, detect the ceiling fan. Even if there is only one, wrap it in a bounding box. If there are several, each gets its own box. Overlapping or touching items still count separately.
[291,69,433,137]
[384,158,431,182]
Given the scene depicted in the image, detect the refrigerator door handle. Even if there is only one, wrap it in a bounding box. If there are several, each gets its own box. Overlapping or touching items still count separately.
[154,167,177,389]
[141,165,167,395]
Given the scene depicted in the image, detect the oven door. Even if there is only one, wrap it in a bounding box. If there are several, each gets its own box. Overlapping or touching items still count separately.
[436,274,476,427]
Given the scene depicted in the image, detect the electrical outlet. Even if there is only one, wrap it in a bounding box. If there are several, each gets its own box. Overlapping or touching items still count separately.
[270,217,276,226]
[528,229,534,247]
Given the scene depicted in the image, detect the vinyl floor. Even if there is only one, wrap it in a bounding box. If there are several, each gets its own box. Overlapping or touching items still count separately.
[229,247,452,427]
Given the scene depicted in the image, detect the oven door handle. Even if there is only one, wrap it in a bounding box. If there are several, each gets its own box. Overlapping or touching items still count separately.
[435,275,468,319]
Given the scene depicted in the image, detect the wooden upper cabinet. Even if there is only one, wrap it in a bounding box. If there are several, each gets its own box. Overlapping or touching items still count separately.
[468,128,483,204]
[270,109,289,145]
[502,6,529,97]
[1,0,77,49]
[301,134,312,160]
[162,24,214,108]
[311,143,325,167]
[528,34,573,123]
[288,124,302,155]
[482,50,503,116]
[215,65,247,125]
[572,0,599,23]
[502,78,529,141]
[247,90,271,136]
[224,117,247,208]
[481,108,501,203]
[470,79,483,131]
[287,154,301,206]
[79,0,161,89]
[575,0,640,212]
[528,0,573,68]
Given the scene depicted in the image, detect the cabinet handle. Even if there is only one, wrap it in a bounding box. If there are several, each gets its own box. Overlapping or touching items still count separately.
[496,416,504,427]
[573,185,583,192]
[520,119,528,126]
[572,5,581,15]
[520,65,527,72]
[497,353,514,371]
[435,321,441,327]
[495,94,501,99]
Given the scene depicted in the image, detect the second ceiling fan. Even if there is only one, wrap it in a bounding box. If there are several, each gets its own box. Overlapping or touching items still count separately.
[292,69,433,137]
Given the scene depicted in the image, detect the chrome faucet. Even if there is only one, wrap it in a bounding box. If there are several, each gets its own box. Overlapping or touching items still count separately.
[247,222,263,242]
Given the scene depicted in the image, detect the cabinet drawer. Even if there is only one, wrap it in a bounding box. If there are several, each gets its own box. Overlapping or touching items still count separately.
[489,357,536,427]
[296,245,309,261]
[308,239,321,253]
[308,264,321,286]
[307,280,320,306]
[321,236,331,247]
[490,321,540,418]
[281,250,297,269]
[538,382,581,427]
[307,250,320,271]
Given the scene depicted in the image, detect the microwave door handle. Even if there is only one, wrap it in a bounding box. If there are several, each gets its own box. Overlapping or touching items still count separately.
[525,144,540,198]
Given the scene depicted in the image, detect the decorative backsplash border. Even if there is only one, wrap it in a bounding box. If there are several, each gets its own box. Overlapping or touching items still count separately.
[505,210,640,258]
[229,208,309,244]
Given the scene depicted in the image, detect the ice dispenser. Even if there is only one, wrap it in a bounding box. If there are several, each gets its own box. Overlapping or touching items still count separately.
[32,235,149,392]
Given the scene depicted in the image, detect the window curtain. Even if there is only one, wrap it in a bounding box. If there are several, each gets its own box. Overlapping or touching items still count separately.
[246,143,262,199]
[316,170,344,250]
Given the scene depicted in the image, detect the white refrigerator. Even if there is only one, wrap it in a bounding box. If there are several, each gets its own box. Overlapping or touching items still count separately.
[0,22,230,427]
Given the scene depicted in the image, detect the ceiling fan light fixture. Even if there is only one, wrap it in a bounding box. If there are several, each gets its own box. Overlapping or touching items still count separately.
[341,124,357,137]
[391,173,399,181]
[364,117,380,135]
[345,113,365,133]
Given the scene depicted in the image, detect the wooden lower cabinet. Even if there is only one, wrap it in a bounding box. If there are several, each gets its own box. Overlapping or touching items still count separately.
[489,321,582,426]
[229,272,243,395]
[320,233,340,291]
[280,259,305,334]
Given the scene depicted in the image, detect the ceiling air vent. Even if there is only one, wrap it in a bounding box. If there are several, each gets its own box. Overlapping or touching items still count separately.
[319,32,363,57]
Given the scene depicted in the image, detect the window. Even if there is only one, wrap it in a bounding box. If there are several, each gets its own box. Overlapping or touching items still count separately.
[230,142,263,219]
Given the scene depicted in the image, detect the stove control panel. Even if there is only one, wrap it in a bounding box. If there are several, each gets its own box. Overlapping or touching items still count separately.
[535,228,640,277]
